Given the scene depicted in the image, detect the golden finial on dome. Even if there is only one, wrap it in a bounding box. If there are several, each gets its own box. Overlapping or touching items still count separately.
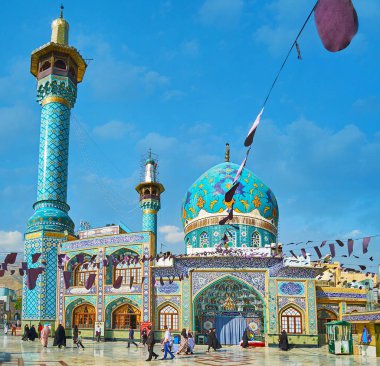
[225,143,230,162]
[51,4,69,45]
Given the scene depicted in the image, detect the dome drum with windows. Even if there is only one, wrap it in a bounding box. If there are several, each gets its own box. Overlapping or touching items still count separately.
[181,150,279,253]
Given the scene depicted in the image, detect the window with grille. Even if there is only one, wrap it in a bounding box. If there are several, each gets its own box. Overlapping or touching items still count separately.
[281,307,302,334]
[114,263,141,285]
[200,232,209,248]
[112,304,141,329]
[159,305,179,330]
[75,262,97,286]
[73,304,96,329]
[251,231,261,247]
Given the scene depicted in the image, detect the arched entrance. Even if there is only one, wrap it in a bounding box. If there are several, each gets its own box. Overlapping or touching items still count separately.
[318,309,337,334]
[72,303,96,329]
[112,303,141,329]
[193,276,265,345]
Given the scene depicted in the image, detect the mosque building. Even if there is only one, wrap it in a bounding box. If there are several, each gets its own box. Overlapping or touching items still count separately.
[21,10,377,348]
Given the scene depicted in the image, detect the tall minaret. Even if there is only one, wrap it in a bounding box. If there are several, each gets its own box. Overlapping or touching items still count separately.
[135,151,165,254]
[23,6,87,323]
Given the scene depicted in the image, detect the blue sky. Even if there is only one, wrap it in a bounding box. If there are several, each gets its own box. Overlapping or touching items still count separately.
[0,0,379,271]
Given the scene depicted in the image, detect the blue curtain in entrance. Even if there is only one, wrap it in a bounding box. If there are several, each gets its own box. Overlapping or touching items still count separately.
[215,316,246,345]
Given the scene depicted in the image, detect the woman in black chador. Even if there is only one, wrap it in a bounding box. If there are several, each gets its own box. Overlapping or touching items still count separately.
[21,325,29,341]
[206,328,221,352]
[53,324,67,348]
[242,328,249,348]
[28,325,38,341]
[279,330,289,351]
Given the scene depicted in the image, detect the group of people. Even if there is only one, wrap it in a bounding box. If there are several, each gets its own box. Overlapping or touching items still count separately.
[3,323,18,336]
[21,324,38,341]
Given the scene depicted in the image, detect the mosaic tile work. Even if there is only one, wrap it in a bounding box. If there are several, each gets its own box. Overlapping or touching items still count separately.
[307,281,317,334]
[23,236,61,320]
[155,296,181,307]
[278,281,305,296]
[278,296,306,311]
[343,310,380,321]
[316,290,367,299]
[182,278,191,329]
[192,271,266,297]
[317,303,339,316]
[142,246,150,322]
[157,282,180,294]
[268,279,278,333]
[61,233,149,251]
[64,297,96,328]
[37,102,70,202]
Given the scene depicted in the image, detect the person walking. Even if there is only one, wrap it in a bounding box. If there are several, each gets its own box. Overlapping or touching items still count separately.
[28,325,38,341]
[206,329,215,352]
[76,331,85,350]
[279,329,289,351]
[242,328,249,348]
[4,323,8,335]
[127,327,138,348]
[141,327,148,346]
[160,326,175,360]
[187,331,195,355]
[11,323,16,336]
[176,328,189,355]
[40,325,50,347]
[38,323,43,338]
[73,325,79,345]
[145,325,158,361]
[360,325,372,357]
[53,324,67,349]
[95,324,101,342]
[21,325,29,341]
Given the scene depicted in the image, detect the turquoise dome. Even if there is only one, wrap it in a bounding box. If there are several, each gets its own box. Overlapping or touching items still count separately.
[181,162,279,230]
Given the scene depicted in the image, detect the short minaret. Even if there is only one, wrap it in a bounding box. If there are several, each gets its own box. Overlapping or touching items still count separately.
[135,151,165,254]
[23,6,87,323]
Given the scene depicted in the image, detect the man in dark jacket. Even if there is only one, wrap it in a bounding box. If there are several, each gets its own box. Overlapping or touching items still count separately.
[53,324,67,348]
[127,327,138,348]
[145,325,158,361]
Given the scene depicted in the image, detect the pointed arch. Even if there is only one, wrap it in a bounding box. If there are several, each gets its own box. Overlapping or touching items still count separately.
[251,231,261,247]
[200,231,209,248]
[104,297,141,329]
[279,304,304,334]
[157,302,180,330]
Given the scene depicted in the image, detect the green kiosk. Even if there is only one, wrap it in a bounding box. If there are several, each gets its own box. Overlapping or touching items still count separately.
[326,320,353,355]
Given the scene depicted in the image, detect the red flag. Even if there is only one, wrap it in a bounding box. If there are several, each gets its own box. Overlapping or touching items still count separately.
[314,0,358,52]
[362,237,371,254]
[63,271,71,289]
[4,253,17,265]
[301,248,307,259]
[320,240,327,248]
[233,149,250,184]
[329,243,336,258]
[290,250,297,258]
[129,276,134,289]
[19,269,25,276]
[31,253,41,264]
[347,239,354,256]
[26,268,41,290]
[336,240,345,247]
[0,270,4,277]
[244,108,264,147]
[225,182,240,203]
[113,276,123,289]
[314,246,322,259]
[85,274,96,290]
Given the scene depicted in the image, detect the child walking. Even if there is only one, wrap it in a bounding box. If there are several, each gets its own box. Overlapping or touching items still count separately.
[76,331,85,350]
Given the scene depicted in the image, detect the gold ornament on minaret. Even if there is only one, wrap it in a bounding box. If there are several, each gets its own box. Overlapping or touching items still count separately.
[51,5,69,45]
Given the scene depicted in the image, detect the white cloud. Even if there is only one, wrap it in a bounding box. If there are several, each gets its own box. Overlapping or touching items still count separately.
[159,225,184,244]
[199,0,243,26]
[93,120,135,139]
[0,231,23,252]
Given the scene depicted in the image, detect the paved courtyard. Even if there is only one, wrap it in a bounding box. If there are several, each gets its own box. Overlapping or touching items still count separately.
[0,336,378,366]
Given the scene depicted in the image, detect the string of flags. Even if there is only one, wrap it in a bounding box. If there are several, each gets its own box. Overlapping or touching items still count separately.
[217,0,359,227]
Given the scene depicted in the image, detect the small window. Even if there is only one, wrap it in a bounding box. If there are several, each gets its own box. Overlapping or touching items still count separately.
[200,232,209,248]
[251,231,261,248]
[281,307,302,334]
[54,60,67,70]
[144,189,150,195]
[39,61,51,72]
